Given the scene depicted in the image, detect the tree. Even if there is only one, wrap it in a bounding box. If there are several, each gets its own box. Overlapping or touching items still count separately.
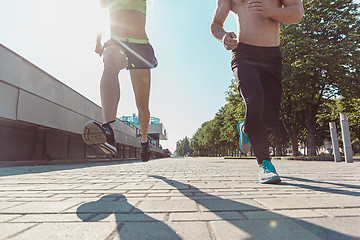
[222,80,246,155]
[188,80,247,157]
[316,97,360,155]
[268,120,290,156]
[343,98,360,152]
[280,82,307,156]
[175,137,192,156]
[328,98,360,153]
[190,121,211,156]
[280,0,360,155]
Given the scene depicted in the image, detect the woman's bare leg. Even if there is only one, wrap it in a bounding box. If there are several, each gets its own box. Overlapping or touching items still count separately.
[130,68,151,142]
[101,45,127,129]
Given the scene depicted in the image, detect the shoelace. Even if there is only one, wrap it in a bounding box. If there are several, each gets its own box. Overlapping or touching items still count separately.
[102,124,112,135]
[262,160,276,173]
[102,120,116,135]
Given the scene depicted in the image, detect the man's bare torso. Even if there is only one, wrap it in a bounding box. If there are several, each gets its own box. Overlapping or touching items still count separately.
[230,0,283,47]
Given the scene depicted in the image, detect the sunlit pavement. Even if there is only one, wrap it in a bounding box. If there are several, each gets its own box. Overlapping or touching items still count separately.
[1,157,360,240]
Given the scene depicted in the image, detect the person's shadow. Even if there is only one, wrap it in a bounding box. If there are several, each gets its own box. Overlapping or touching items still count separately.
[281,176,360,196]
[76,194,181,240]
[150,175,355,240]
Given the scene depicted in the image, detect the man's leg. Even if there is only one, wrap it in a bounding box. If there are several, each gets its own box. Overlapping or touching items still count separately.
[261,58,282,129]
[234,63,281,184]
[234,65,269,165]
[130,68,151,162]
[257,55,282,184]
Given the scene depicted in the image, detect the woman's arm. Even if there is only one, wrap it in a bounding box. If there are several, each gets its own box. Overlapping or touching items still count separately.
[95,0,107,56]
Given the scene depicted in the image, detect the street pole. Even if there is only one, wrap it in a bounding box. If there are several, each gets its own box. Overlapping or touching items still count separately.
[329,122,341,162]
[340,112,353,163]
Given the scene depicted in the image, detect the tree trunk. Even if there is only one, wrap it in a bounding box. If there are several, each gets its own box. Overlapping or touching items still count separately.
[280,116,300,156]
[290,133,299,156]
[274,138,282,156]
[306,110,317,156]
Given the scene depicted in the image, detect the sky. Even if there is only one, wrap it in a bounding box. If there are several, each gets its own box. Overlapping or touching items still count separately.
[0,0,359,153]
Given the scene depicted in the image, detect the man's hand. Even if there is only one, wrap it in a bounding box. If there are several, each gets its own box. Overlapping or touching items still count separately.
[95,42,103,57]
[222,32,238,50]
[247,0,275,18]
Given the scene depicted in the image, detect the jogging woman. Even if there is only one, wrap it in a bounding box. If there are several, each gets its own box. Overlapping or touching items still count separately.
[82,0,157,162]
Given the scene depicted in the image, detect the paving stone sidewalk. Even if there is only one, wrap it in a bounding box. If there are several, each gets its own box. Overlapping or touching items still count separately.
[0,157,359,240]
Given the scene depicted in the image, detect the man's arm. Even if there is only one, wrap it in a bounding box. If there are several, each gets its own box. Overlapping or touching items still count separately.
[210,0,238,50]
[247,0,303,24]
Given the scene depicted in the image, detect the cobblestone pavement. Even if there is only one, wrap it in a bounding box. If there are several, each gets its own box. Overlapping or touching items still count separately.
[1,157,359,240]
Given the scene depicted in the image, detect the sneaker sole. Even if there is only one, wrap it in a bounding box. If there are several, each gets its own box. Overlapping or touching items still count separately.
[259,176,281,184]
[82,121,117,155]
[237,122,251,154]
[141,155,150,162]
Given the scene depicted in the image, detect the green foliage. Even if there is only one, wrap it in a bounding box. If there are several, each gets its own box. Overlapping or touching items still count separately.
[176,0,360,157]
[268,120,290,156]
[317,97,360,152]
[280,0,360,155]
[189,80,246,157]
[175,136,191,156]
[335,98,360,152]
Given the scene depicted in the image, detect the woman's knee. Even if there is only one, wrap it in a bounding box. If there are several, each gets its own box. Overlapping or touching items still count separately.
[137,105,150,115]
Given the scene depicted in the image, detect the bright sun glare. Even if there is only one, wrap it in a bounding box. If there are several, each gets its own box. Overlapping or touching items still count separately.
[31,0,107,42]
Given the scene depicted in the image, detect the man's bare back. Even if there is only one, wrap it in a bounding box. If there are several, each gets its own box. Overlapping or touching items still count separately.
[211,0,303,48]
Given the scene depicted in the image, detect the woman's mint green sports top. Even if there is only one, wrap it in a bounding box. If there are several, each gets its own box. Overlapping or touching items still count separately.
[106,0,146,15]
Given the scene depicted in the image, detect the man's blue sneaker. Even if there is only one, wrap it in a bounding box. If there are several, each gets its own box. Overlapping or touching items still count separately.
[259,160,281,184]
[237,122,251,154]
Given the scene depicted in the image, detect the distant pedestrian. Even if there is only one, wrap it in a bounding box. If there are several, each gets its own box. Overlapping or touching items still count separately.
[210,0,303,183]
[82,0,157,162]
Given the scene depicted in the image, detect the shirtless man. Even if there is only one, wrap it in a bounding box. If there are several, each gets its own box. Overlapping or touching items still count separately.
[210,0,303,183]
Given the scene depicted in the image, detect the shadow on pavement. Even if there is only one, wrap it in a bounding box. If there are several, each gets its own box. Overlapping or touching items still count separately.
[150,175,355,240]
[0,160,138,177]
[76,194,181,240]
[281,176,360,196]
